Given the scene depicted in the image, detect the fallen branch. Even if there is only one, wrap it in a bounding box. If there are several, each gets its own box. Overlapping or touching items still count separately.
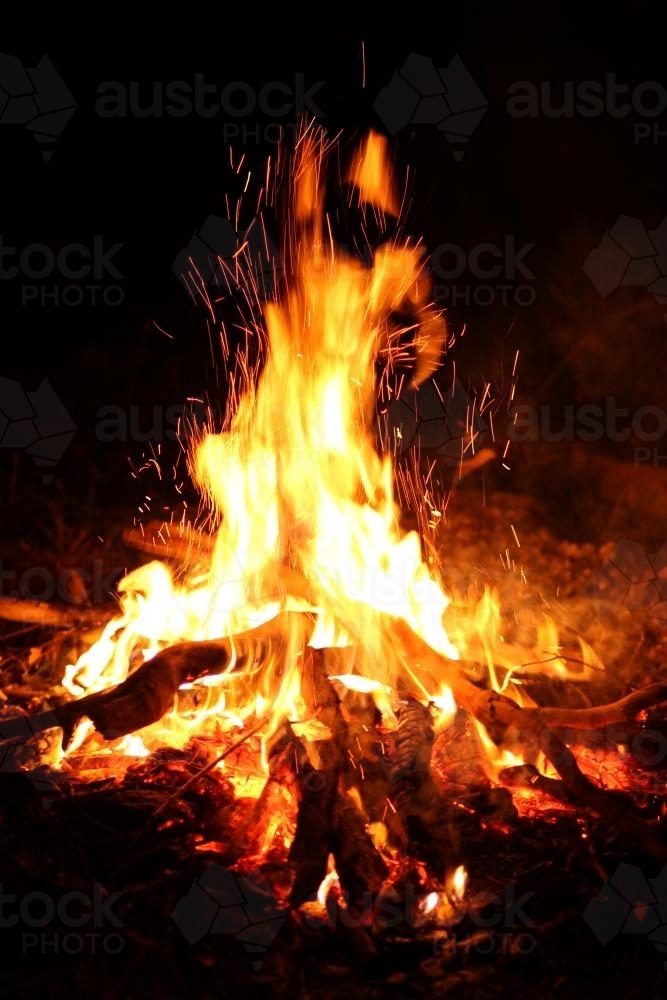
[0,596,111,627]
[390,619,667,859]
[0,617,286,750]
[5,609,667,859]
[122,521,213,565]
[537,683,667,730]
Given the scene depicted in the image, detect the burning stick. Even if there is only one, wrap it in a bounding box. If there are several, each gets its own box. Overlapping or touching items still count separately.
[288,741,340,909]
[121,521,213,567]
[537,684,667,730]
[390,618,667,859]
[0,595,110,627]
[4,609,667,862]
[0,618,284,750]
[244,721,303,857]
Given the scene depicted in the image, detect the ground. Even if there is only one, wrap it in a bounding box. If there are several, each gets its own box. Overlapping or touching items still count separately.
[1,462,667,999]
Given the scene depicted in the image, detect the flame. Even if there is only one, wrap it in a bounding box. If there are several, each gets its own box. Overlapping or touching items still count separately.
[60,125,598,808]
[418,866,467,923]
[317,858,341,906]
[422,891,439,915]
[450,864,467,901]
[63,128,460,761]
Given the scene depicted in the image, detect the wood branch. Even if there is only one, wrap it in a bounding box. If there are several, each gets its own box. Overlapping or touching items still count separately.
[122,521,213,565]
[0,596,112,627]
[288,755,339,908]
[331,790,388,918]
[0,617,287,751]
[6,603,667,861]
[389,619,667,859]
[537,683,667,730]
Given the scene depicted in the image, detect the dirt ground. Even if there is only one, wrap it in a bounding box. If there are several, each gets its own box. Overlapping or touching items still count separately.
[1,460,667,999]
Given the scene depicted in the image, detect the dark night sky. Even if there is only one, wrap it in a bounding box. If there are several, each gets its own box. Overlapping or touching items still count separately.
[2,7,666,510]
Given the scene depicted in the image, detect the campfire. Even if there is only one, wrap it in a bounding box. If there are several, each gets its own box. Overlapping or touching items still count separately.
[3,124,667,988]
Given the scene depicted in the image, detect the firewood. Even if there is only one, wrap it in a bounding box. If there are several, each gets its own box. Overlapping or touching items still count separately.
[244,723,301,854]
[537,683,667,730]
[384,696,454,870]
[0,618,285,751]
[121,520,213,565]
[288,754,340,909]
[331,790,388,918]
[6,605,667,860]
[389,618,667,859]
[289,704,340,908]
[0,595,111,627]
[390,697,435,786]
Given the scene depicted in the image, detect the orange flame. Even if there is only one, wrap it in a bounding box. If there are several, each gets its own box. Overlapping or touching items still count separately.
[60,126,600,796]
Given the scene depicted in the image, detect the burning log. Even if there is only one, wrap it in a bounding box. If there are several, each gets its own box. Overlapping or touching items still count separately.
[122,520,213,566]
[384,698,441,852]
[537,683,667,730]
[0,618,284,750]
[243,722,302,856]
[331,790,388,918]
[388,619,667,858]
[0,595,110,627]
[279,658,366,908]
[5,609,667,860]
[288,746,340,909]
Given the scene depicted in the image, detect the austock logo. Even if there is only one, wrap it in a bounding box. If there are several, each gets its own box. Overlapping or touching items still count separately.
[584,539,667,621]
[373,53,488,160]
[0,376,76,483]
[0,52,76,160]
[0,881,123,954]
[171,864,287,969]
[583,215,667,322]
[172,214,283,304]
[0,235,124,307]
[172,864,537,962]
[383,376,488,467]
[584,862,667,967]
[506,76,667,145]
[95,73,324,146]
[429,236,536,308]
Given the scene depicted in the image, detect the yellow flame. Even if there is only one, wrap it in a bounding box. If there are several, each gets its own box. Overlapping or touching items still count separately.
[60,126,596,792]
[317,858,341,906]
[450,864,467,901]
[63,129,460,756]
[422,891,439,915]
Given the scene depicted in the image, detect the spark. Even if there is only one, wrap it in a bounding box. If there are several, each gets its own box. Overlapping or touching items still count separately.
[151,320,174,339]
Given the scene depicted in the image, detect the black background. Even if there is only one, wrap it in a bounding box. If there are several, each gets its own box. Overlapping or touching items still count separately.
[2,6,666,520]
